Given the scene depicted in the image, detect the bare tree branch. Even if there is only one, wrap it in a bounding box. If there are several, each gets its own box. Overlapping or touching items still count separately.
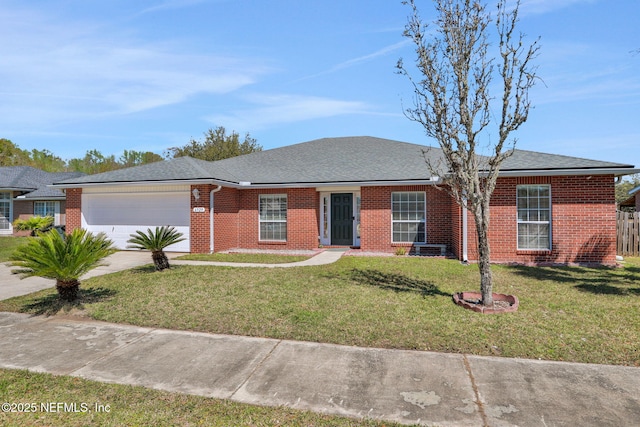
[398,0,539,306]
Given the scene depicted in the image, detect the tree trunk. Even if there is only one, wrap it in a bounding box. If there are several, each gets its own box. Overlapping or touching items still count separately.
[56,279,80,302]
[474,204,494,307]
[152,250,170,271]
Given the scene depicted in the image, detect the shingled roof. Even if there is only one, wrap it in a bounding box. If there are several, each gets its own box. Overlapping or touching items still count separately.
[52,136,637,188]
[1,166,85,198]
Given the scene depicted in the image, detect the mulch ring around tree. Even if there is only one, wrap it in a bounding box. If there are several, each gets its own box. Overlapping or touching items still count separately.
[453,292,519,314]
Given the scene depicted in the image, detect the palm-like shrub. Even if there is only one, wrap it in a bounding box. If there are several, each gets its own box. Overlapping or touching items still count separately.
[10,229,115,302]
[13,216,54,236]
[127,226,186,271]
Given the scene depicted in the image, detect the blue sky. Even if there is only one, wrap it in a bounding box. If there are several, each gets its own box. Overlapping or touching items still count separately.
[1,0,639,171]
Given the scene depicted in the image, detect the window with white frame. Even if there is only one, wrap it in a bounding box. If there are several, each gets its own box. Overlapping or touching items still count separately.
[517,185,551,250]
[0,192,11,230]
[259,194,287,241]
[391,192,426,243]
[34,201,56,217]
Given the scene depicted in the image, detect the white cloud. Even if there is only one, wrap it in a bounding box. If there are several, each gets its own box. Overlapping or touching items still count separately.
[0,4,268,125]
[207,94,373,130]
[297,40,411,82]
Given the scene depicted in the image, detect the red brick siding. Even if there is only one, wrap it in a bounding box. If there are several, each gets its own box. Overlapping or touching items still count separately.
[360,185,454,253]
[450,201,463,260]
[465,175,617,265]
[213,187,239,252]
[236,188,318,251]
[189,184,212,253]
[65,188,82,234]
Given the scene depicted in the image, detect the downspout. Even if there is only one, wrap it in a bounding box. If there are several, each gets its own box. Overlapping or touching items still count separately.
[462,198,469,264]
[210,185,222,253]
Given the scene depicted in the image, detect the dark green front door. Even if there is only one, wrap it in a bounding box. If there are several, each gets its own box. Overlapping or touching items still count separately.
[331,193,353,246]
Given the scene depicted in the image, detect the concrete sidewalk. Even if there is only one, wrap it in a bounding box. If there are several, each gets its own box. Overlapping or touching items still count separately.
[169,248,348,268]
[1,312,638,426]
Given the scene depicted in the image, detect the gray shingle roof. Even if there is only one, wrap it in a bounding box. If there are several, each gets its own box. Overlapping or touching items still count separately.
[53,156,240,185]
[52,136,636,187]
[1,166,85,198]
[501,149,631,171]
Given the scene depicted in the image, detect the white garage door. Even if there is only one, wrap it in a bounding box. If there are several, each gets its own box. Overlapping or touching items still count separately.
[82,189,190,252]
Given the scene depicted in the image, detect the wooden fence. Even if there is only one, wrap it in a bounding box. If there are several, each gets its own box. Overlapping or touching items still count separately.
[617,211,640,256]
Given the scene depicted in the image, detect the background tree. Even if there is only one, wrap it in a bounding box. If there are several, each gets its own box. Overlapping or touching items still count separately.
[167,126,261,161]
[28,149,67,172]
[0,138,31,166]
[119,150,163,168]
[398,0,539,306]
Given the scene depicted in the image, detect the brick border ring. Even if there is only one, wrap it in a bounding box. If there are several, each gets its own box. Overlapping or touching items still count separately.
[452,292,519,314]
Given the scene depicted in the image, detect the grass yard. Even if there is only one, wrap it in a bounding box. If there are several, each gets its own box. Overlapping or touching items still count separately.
[0,369,399,427]
[0,236,28,262]
[1,256,638,366]
[177,252,311,264]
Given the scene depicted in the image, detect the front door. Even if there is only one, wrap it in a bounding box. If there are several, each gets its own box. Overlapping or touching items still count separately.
[331,193,353,246]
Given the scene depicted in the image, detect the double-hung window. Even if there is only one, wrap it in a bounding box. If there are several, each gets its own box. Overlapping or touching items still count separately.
[259,194,287,241]
[517,185,551,250]
[391,192,426,243]
[0,192,11,230]
[34,201,56,217]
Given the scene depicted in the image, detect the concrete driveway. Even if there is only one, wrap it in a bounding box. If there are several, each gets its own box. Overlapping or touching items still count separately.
[0,251,153,301]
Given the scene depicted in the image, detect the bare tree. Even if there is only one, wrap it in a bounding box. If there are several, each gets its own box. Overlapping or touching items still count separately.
[397,0,539,306]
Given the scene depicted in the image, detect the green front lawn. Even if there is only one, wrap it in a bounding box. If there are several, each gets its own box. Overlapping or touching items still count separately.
[0,236,28,263]
[0,369,398,427]
[1,256,638,366]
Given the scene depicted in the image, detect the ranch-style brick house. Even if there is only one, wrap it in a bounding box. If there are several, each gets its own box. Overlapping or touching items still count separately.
[1,166,85,235]
[52,137,639,265]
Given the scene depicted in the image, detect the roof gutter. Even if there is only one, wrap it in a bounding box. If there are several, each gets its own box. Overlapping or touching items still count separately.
[231,178,441,189]
[493,167,640,178]
[48,178,237,189]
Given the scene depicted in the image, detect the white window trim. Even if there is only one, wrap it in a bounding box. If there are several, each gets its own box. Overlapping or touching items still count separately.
[34,201,61,225]
[259,194,287,242]
[391,191,427,244]
[0,192,12,233]
[516,184,552,251]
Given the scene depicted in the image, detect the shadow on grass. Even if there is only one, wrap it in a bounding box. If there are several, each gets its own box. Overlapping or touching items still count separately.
[350,269,451,297]
[129,264,158,274]
[574,283,640,296]
[507,264,640,297]
[19,287,117,316]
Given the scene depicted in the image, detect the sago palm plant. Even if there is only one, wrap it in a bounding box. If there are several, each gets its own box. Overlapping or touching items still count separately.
[13,216,54,236]
[10,229,115,302]
[127,226,186,271]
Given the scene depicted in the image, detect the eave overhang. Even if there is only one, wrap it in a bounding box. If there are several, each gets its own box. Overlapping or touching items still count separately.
[50,177,442,190]
[489,167,640,178]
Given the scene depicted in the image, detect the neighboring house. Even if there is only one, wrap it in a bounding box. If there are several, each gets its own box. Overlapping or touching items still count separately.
[52,137,639,265]
[620,185,640,212]
[0,166,85,235]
